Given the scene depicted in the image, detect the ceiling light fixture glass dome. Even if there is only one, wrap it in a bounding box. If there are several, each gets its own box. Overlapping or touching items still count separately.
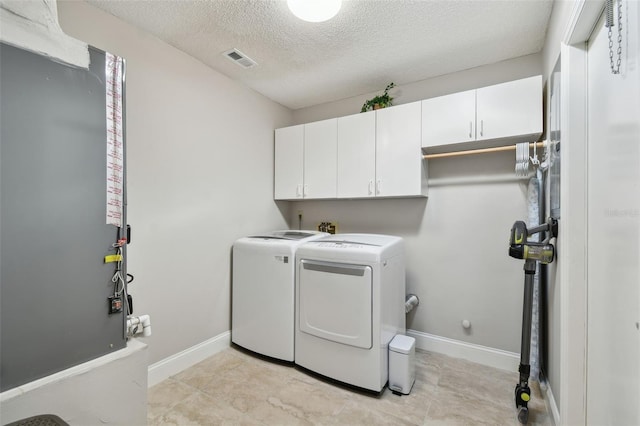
[287,0,342,23]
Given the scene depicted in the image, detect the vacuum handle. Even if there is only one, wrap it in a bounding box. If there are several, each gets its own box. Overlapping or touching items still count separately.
[509,221,528,259]
[510,221,528,246]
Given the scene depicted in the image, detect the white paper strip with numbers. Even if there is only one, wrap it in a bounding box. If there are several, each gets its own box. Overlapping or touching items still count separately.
[105,52,124,227]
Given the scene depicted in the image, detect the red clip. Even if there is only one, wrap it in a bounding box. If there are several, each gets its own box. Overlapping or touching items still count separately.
[112,238,128,248]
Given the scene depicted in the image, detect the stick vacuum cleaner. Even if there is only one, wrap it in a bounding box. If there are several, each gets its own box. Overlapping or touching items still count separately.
[508,217,558,424]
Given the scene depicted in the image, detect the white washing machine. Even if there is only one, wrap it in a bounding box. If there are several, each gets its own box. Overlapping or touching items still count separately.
[294,233,406,392]
[232,230,327,362]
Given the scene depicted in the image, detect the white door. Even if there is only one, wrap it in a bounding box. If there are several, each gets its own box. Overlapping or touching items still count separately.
[375,101,422,197]
[337,111,376,198]
[304,118,337,199]
[274,125,304,200]
[476,76,542,142]
[586,2,640,424]
[298,260,372,349]
[421,89,476,147]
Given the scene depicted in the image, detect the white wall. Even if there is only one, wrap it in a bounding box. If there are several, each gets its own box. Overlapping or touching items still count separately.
[542,0,575,78]
[294,53,542,124]
[289,55,543,354]
[57,1,292,365]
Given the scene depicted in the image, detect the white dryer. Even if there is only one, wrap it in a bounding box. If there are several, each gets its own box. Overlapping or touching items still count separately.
[232,230,327,362]
[294,234,405,392]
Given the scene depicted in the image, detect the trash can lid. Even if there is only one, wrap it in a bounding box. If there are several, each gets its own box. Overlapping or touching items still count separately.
[389,335,415,354]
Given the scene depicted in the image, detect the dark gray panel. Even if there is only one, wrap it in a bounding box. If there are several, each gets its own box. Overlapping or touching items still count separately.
[1,43,126,392]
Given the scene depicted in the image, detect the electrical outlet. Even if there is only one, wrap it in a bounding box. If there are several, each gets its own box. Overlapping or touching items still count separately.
[317,221,338,234]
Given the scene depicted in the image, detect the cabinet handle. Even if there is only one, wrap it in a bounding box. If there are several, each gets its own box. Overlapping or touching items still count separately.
[296,184,303,197]
[368,180,374,195]
[469,121,473,139]
[303,184,308,197]
[480,120,484,137]
[376,180,381,195]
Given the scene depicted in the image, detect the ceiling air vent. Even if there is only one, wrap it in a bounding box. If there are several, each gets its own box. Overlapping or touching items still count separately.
[223,48,257,69]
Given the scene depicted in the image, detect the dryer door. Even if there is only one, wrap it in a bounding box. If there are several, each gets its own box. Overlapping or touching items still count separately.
[298,260,372,349]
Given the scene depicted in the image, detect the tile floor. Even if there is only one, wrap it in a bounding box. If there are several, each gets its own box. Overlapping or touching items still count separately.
[148,347,551,425]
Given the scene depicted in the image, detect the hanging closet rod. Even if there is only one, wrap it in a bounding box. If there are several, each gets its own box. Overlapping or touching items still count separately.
[423,141,545,159]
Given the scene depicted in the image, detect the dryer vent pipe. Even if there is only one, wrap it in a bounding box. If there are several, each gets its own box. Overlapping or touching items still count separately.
[127,314,152,337]
[405,294,419,314]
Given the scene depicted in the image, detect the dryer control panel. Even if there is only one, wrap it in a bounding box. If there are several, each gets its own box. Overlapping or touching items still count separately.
[317,241,380,249]
[318,242,364,249]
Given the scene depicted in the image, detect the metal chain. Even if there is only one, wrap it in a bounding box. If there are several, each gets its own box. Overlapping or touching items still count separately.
[608,0,623,74]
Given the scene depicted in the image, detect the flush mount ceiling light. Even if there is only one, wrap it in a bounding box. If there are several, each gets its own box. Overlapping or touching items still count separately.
[287,0,342,23]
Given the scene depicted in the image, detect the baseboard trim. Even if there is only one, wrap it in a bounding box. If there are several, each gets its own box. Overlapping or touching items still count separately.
[147,330,519,387]
[406,329,520,372]
[543,382,560,426]
[147,331,231,387]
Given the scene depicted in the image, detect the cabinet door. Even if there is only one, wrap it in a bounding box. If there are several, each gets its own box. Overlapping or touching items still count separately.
[274,125,304,200]
[375,101,424,197]
[421,90,476,147]
[337,111,376,198]
[304,118,337,199]
[476,75,542,142]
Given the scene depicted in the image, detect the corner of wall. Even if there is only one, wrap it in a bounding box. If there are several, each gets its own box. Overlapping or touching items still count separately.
[0,0,89,67]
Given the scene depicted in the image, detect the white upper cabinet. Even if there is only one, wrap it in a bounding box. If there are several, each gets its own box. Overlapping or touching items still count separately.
[337,106,426,199]
[274,119,337,200]
[275,75,542,200]
[337,111,376,198]
[476,75,542,142]
[376,101,426,198]
[422,89,476,147]
[274,124,304,200]
[303,118,337,199]
[421,75,542,151]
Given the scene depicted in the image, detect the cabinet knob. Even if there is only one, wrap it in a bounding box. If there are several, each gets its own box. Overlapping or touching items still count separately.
[469,121,473,139]
[368,180,374,195]
[296,184,302,197]
[303,184,308,197]
[480,120,484,137]
[376,180,381,195]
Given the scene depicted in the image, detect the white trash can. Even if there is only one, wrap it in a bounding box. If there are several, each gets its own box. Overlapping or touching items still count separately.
[388,334,416,395]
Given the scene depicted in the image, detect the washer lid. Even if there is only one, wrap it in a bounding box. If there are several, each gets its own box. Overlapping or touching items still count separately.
[249,230,323,240]
[296,233,404,261]
[315,233,402,247]
[316,241,379,249]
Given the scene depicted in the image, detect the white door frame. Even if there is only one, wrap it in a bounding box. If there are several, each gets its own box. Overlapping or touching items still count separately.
[559,1,604,425]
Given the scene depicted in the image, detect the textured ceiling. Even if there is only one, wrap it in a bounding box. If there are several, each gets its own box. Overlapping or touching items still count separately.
[86,0,554,110]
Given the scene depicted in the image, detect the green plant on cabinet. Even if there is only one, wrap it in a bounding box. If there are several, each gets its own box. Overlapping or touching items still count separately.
[361,82,396,112]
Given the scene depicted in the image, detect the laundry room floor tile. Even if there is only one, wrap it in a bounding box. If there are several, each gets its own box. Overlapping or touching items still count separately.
[147,347,551,425]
